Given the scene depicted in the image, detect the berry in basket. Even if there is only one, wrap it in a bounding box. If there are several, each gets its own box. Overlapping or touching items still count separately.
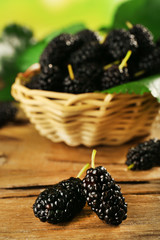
[25,24,159,94]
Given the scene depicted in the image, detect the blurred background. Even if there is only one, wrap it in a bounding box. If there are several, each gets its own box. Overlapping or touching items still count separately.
[0,0,160,101]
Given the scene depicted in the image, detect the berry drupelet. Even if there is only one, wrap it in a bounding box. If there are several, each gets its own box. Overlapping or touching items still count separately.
[33,177,86,224]
[126,139,160,170]
[102,29,138,60]
[83,150,127,225]
[0,102,17,127]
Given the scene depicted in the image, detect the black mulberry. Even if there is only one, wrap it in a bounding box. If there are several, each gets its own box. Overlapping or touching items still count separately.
[33,177,86,223]
[129,24,155,53]
[69,42,103,66]
[137,47,160,74]
[83,165,127,225]
[63,63,101,93]
[40,33,82,69]
[101,65,130,90]
[0,102,17,127]
[26,64,66,91]
[76,29,99,44]
[102,29,138,60]
[126,139,160,170]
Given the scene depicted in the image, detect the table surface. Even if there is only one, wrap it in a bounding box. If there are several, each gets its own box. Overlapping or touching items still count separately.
[0,114,160,240]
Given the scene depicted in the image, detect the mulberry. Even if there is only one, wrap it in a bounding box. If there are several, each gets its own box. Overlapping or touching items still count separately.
[33,177,86,223]
[126,139,160,170]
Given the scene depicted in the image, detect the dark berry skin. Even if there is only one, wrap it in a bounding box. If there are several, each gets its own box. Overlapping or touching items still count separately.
[0,102,17,127]
[126,139,160,170]
[130,24,155,53]
[76,29,99,44]
[63,63,102,93]
[138,47,160,74]
[26,65,67,92]
[83,166,127,225]
[102,29,138,60]
[40,33,82,68]
[33,177,86,224]
[101,65,130,90]
[63,76,96,94]
[69,42,103,67]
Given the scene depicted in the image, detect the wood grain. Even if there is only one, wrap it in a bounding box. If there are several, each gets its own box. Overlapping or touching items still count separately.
[0,117,160,240]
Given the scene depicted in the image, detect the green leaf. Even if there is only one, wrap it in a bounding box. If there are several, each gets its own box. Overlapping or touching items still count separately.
[110,0,160,40]
[101,74,160,102]
[16,23,86,72]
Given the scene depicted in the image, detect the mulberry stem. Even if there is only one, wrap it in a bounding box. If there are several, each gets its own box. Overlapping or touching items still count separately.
[126,21,133,29]
[91,149,97,168]
[103,60,120,70]
[134,70,145,77]
[127,163,135,170]
[68,64,75,80]
[119,50,132,70]
[77,163,90,178]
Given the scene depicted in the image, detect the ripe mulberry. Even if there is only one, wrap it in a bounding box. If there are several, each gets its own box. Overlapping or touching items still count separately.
[129,24,155,53]
[101,65,130,90]
[126,139,160,170]
[102,29,138,60]
[33,177,86,223]
[83,166,127,225]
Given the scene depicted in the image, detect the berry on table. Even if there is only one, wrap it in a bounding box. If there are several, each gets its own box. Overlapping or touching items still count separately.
[33,164,89,224]
[126,139,160,170]
[83,150,127,225]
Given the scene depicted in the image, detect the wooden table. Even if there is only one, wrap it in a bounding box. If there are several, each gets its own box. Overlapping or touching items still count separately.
[0,116,160,240]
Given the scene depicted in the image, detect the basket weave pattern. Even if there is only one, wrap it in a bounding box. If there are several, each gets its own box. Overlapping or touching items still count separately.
[12,64,159,147]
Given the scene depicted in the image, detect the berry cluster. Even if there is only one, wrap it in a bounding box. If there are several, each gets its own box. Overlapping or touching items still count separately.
[33,152,127,226]
[26,23,160,93]
[0,102,17,127]
[126,139,160,170]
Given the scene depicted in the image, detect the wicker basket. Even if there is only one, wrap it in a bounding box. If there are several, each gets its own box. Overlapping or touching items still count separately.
[11,63,159,147]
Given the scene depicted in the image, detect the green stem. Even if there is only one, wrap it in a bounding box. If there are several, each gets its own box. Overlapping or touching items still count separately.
[119,50,132,70]
[77,163,90,178]
[127,163,135,170]
[126,21,133,29]
[91,149,97,168]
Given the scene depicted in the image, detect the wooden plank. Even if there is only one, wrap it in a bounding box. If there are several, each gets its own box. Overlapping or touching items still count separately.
[0,194,160,240]
[0,182,160,198]
[0,123,160,189]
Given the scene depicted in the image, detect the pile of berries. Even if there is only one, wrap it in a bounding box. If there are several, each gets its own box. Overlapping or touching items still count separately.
[33,151,127,225]
[26,24,160,93]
